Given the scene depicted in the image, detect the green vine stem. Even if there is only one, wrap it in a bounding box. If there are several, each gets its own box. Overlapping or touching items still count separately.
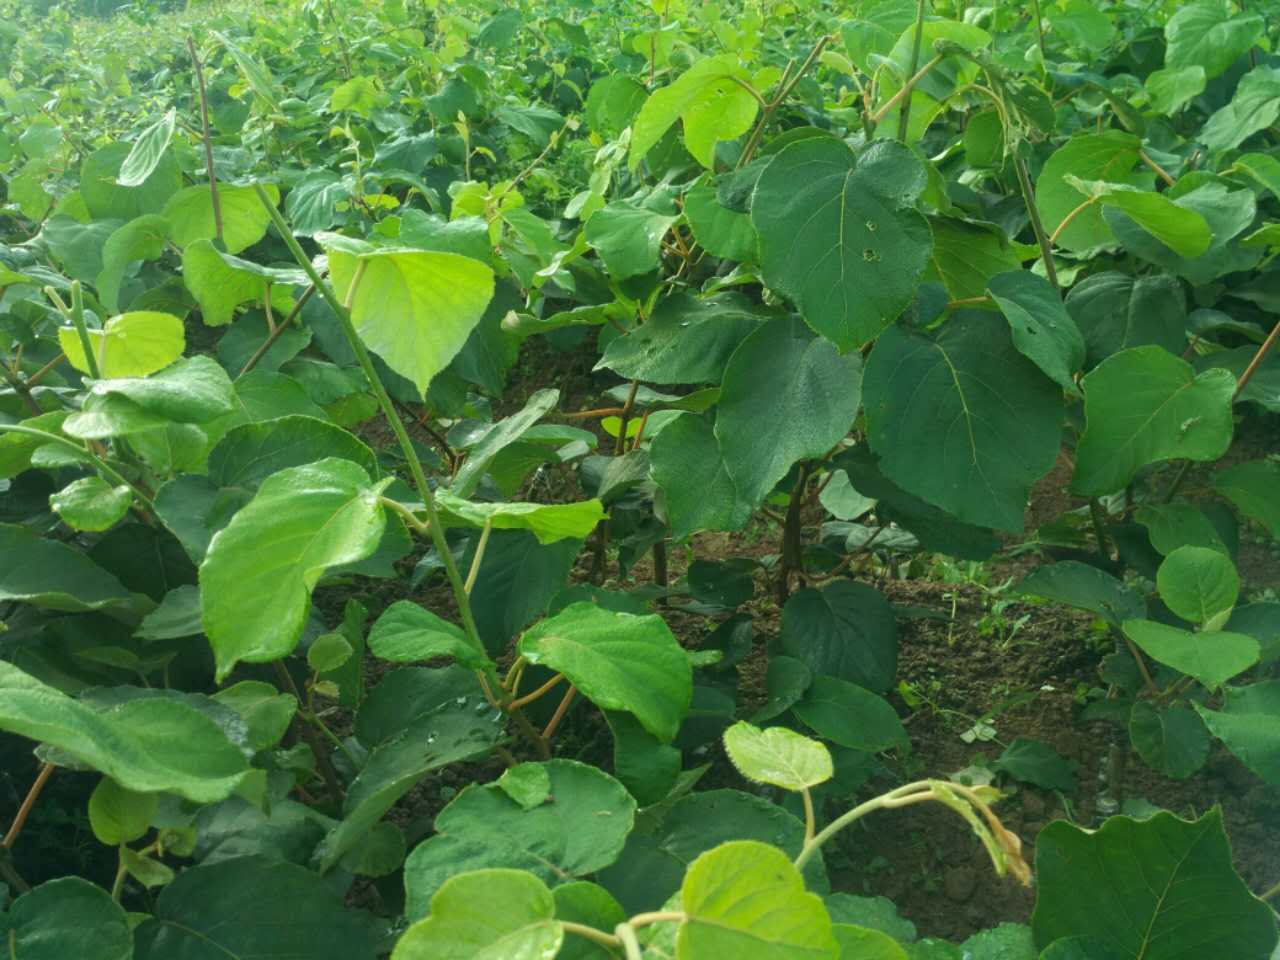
[1012,149,1062,293]
[255,185,551,757]
[737,34,832,168]
[274,661,345,806]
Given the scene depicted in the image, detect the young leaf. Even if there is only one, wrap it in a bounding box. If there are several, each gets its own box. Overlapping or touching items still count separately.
[518,602,693,742]
[117,108,176,187]
[723,721,833,792]
[211,680,297,752]
[324,245,495,399]
[630,54,760,169]
[678,840,837,959]
[1071,347,1235,497]
[88,777,158,845]
[50,477,133,532]
[368,600,492,669]
[58,311,185,379]
[750,137,932,351]
[1032,809,1278,957]
[863,313,1062,532]
[200,458,391,680]
[1156,545,1240,628]
[434,490,606,544]
[96,214,170,313]
[392,869,563,960]
[583,200,678,279]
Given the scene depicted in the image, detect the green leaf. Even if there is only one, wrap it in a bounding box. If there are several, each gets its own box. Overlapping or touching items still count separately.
[1145,66,1206,115]
[1137,503,1228,555]
[685,183,758,261]
[1047,1,1114,51]
[1164,0,1264,79]
[464,530,583,656]
[992,737,1077,791]
[308,631,354,672]
[833,925,909,959]
[716,318,863,506]
[163,182,280,254]
[118,108,176,187]
[1156,545,1239,628]
[518,602,692,742]
[0,661,249,802]
[403,760,636,917]
[678,840,837,959]
[1233,153,1280,201]
[586,74,648,138]
[985,270,1085,391]
[331,76,382,115]
[50,476,133,532]
[1214,461,1280,537]
[208,415,377,490]
[393,869,562,960]
[1015,561,1146,627]
[960,924,1037,960]
[583,200,678,279]
[1035,132,1152,252]
[926,216,1022,301]
[0,523,132,611]
[1032,809,1278,957]
[96,215,171,315]
[134,856,377,959]
[315,701,504,872]
[1200,66,1280,151]
[2,878,133,960]
[723,721,833,792]
[181,239,282,328]
[368,600,492,669]
[1129,702,1209,780]
[65,355,236,439]
[325,244,495,398]
[498,764,554,810]
[213,31,283,109]
[751,137,931,351]
[779,581,897,693]
[1064,272,1186,369]
[81,141,181,222]
[650,412,754,540]
[1122,620,1258,688]
[200,458,390,680]
[450,388,560,497]
[792,675,907,752]
[864,313,1062,532]
[630,54,759,169]
[598,292,763,385]
[1063,178,1212,259]
[607,709,682,806]
[89,776,157,845]
[1071,347,1235,497]
[211,680,297,752]
[554,882,627,960]
[1194,681,1280,783]
[434,490,606,544]
[286,171,351,237]
[58,311,185,379]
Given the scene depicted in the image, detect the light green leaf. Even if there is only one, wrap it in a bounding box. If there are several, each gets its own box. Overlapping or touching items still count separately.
[393,870,562,960]
[751,137,932,350]
[1071,347,1235,497]
[1063,178,1212,259]
[985,270,1085,390]
[403,760,636,917]
[630,54,759,169]
[118,108,176,187]
[1122,619,1258,688]
[163,182,281,254]
[89,777,157,845]
[3,878,133,960]
[325,244,495,398]
[678,840,837,959]
[50,476,133,531]
[213,30,283,109]
[211,680,298,752]
[1145,65,1206,115]
[368,600,492,669]
[181,239,286,328]
[200,458,390,680]
[0,661,248,802]
[59,311,185,379]
[434,490,606,544]
[1214,461,1280,537]
[1036,132,1152,251]
[0,523,132,611]
[134,856,377,958]
[1194,680,1280,784]
[716,318,864,506]
[864,313,1063,532]
[285,171,351,237]
[65,355,236,439]
[723,721,833,792]
[833,924,908,959]
[331,76,382,114]
[1232,153,1280,201]
[1157,545,1240,628]
[518,602,692,742]
[1165,0,1264,79]
[1032,809,1278,958]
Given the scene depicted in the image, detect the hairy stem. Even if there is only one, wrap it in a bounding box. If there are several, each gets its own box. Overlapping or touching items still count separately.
[4,763,54,850]
[1012,152,1061,292]
[187,37,223,246]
